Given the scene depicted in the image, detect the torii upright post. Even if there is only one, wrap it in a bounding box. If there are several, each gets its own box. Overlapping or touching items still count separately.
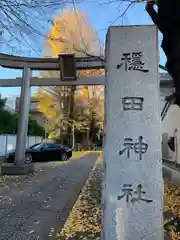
[2,67,32,175]
[102,25,164,239]
[14,67,31,166]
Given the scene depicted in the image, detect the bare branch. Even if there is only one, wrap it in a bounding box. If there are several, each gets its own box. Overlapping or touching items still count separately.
[0,0,80,53]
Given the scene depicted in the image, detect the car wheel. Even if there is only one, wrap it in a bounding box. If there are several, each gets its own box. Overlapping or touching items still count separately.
[25,153,32,164]
[61,152,68,161]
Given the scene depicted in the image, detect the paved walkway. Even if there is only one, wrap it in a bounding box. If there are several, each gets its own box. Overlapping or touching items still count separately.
[0,152,99,240]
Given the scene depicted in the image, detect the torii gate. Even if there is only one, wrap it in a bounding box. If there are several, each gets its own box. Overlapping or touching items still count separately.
[0,53,104,170]
[0,25,173,240]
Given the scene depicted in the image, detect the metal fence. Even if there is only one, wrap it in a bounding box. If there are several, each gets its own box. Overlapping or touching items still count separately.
[0,135,42,156]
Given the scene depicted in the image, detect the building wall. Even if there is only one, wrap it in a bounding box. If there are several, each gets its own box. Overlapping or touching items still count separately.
[162,104,180,164]
[31,113,46,127]
[4,95,17,111]
[15,97,40,113]
[15,97,46,127]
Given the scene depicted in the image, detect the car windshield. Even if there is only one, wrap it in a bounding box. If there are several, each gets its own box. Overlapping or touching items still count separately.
[30,143,44,150]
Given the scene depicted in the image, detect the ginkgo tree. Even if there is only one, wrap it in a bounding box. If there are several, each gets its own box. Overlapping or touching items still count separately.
[75,85,104,144]
[37,9,104,148]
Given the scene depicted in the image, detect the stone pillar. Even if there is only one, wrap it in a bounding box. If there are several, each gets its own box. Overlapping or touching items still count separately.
[102,26,164,240]
[15,67,31,165]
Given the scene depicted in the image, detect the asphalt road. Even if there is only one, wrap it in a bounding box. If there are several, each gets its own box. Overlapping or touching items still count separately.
[0,152,99,240]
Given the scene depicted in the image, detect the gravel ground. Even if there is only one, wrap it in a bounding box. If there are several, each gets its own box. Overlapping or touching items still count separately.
[57,157,102,240]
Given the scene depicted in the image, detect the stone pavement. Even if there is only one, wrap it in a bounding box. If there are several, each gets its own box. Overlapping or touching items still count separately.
[0,152,99,240]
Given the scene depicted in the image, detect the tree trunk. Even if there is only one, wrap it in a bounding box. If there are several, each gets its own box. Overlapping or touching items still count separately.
[89,116,97,144]
[146,0,180,106]
[165,45,180,106]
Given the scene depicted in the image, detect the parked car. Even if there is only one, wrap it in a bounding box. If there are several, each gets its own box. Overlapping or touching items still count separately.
[6,143,72,164]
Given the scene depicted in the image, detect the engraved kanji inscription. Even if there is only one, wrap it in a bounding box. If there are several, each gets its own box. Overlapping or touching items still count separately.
[117,53,131,71]
[119,138,134,158]
[116,52,149,73]
[117,184,133,207]
[119,136,148,160]
[122,97,144,111]
[117,184,153,207]
[134,136,148,160]
[131,184,153,203]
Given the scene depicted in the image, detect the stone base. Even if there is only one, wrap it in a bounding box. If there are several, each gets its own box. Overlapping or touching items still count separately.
[1,164,34,175]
